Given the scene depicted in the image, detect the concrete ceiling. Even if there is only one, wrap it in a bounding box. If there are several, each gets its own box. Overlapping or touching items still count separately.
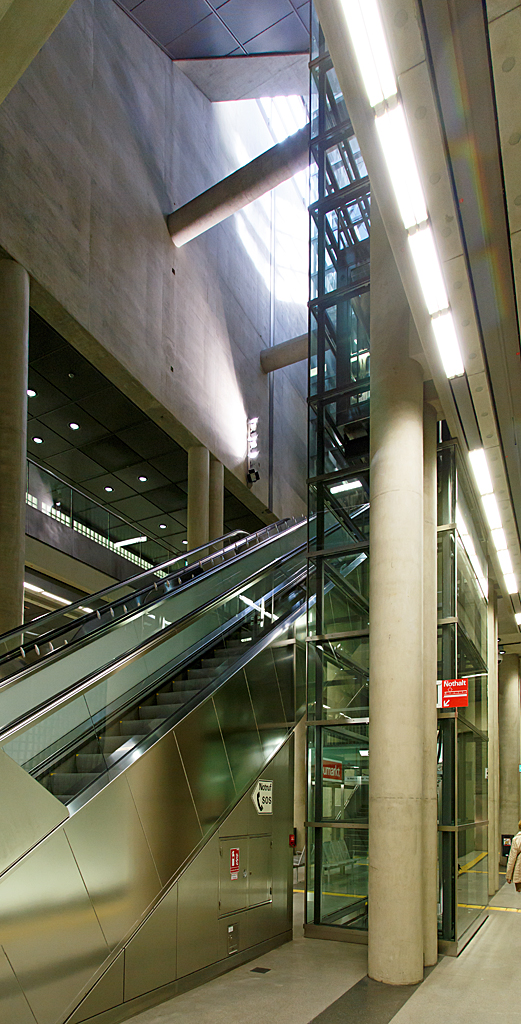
[115,0,310,60]
[27,311,264,557]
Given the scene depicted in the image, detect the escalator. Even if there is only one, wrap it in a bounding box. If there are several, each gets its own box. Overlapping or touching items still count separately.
[0,513,353,1024]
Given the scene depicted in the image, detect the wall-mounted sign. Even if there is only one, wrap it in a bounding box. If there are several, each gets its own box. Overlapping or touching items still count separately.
[230,848,239,880]
[439,678,469,708]
[322,759,343,782]
[251,779,273,814]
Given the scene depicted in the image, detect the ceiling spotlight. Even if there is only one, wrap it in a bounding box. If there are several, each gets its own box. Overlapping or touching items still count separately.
[159,523,167,529]
[69,422,80,430]
[138,475,147,482]
[27,389,36,398]
[182,540,188,545]
[104,485,113,493]
[33,436,43,444]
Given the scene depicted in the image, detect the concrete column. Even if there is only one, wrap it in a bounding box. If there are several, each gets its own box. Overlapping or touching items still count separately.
[368,202,424,985]
[209,457,224,544]
[422,400,438,966]
[0,259,29,634]
[487,586,499,895]
[187,446,209,553]
[498,653,521,849]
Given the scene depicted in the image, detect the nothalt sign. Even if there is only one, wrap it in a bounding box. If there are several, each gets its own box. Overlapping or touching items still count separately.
[441,678,468,708]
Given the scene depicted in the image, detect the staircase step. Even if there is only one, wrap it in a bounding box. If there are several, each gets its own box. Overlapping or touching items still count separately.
[187,668,212,679]
[98,735,129,753]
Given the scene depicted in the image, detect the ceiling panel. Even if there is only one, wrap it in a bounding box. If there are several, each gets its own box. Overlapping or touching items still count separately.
[149,451,188,483]
[46,450,106,482]
[131,0,212,45]
[110,494,165,520]
[139,513,187,538]
[144,484,187,512]
[218,0,294,45]
[245,11,309,53]
[86,473,136,502]
[79,436,140,473]
[38,404,108,445]
[165,14,237,57]
[31,350,108,402]
[27,423,71,459]
[26,370,69,417]
[114,462,171,492]
[116,422,179,460]
[78,388,144,433]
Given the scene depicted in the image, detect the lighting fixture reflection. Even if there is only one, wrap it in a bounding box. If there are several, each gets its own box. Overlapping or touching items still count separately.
[430,312,464,379]
[515,612,521,626]
[330,479,362,494]
[159,523,167,529]
[182,540,188,545]
[408,227,448,314]
[375,106,427,229]
[456,504,488,599]
[340,0,397,108]
[104,486,113,493]
[504,573,518,595]
[498,549,514,575]
[138,475,147,482]
[490,528,507,551]
[113,536,147,549]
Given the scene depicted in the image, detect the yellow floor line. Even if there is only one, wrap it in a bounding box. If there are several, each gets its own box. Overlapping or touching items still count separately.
[458,851,488,874]
[293,889,366,899]
[458,903,521,913]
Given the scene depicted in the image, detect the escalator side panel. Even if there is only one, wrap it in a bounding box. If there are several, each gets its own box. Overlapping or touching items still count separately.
[212,671,264,797]
[174,699,236,836]
[0,747,67,877]
[0,945,36,1024]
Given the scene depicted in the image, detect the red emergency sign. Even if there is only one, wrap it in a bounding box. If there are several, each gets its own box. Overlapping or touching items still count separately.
[230,848,239,880]
[441,678,468,708]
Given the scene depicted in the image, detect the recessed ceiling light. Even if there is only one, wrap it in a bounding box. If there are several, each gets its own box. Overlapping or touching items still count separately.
[69,422,80,430]
[182,540,188,545]
[104,486,113,493]
[33,436,43,444]
[159,523,167,529]
[138,475,147,482]
[27,389,36,398]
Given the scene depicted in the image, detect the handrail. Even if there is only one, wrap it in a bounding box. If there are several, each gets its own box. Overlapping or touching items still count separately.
[0,535,308,743]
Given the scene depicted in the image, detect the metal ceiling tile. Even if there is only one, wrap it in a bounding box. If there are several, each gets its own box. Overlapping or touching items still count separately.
[132,0,211,46]
[46,450,105,483]
[295,1,309,29]
[79,436,138,473]
[166,14,237,58]
[139,514,187,539]
[144,485,187,512]
[27,423,71,459]
[28,310,64,361]
[109,494,164,520]
[116,423,177,460]
[114,463,171,492]
[245,11,309,52]
[78,388,144,433]
[149,452,188,483]
[31,350,107,402]
[218,0,294,45]
[84,474,136,503]
[26,370,69,417]
[38,404,108,445]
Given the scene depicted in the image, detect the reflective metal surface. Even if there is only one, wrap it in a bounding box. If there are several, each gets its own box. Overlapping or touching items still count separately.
[219,839,249,915]
[176,835,219,978]
[0,748,67,877]
[67,953,124,1024]
[124,885,178,1002]
[248,836,272,908]
[175,700,235,835]
[0,944,36,1024]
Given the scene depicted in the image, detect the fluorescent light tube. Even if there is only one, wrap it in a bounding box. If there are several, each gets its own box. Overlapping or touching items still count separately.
[498,549,514,575]
[481,493,502,531]
[430,312,464,379]
[515,612,521,626]
[504,573,518,595]
[469,448,494,496]
[408,226,449,314]
[114,536,147,549]
[340,0,397,108]
[491,528,508,551]
[330,479,362,494]
[375,105,427,228]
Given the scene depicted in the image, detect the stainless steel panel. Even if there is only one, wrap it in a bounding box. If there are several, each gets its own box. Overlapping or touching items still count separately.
[176,835,219,978]
[0,748,68,877]
[212,672,264,797]
[244,650,289,763]
[126,731,202,887]
[174,700,235,835]
[217,916,242,959]
[219,793,250,838]
[242,902,280,949]
[64,774,161,952]
[0,831,108,1024]
[66,952,124,1024]
[0,945,36,1024]
[248,836,272,908]
[124,884,177,1001]
[269,740,293,929]
[219,839,248,915]
[272,644,296,723]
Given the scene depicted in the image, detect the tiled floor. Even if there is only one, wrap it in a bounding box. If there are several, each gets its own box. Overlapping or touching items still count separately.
[126,876,521,1024]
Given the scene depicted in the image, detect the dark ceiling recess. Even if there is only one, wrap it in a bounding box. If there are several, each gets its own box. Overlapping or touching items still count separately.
[27,311,264,555]
[115,0,310,59]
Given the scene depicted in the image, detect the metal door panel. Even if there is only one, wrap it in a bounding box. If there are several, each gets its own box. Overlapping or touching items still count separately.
[64,775,161,952]
[126,731,202,887]
[0,945,36,1024]
[174,700,235,835]
[177,835,219,978]
[219,839,249,915]
[248,836,272,908]
[213,672,264,796]
[124,884,177,1000]
[0,831,108,1024]
[66,952,124,1024]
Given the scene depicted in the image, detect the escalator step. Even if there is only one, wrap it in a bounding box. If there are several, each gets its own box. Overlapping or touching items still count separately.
[48,772,99,795]
[156,691,198,704]
[75,754,106,773]
[98,735,129,753]
[139,705,183,719]
[118,719,165,735]
[187,668,212,679]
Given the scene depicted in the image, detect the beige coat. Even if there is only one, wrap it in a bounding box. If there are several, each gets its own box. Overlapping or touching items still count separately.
[506,831,521,884]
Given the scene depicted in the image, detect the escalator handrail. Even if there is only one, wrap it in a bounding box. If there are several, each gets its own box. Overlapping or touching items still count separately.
[0,517,304,670]
[0,536,309,743]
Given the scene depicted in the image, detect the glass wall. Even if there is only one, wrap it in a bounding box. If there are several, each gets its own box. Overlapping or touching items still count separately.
[437,441,489,946]
[306,15,371,933]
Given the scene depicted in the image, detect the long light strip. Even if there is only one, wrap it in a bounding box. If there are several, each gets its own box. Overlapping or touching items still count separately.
[408,227,448,313]
[469,448,517,596]
[340,0,396,107]
[375,106,427,229]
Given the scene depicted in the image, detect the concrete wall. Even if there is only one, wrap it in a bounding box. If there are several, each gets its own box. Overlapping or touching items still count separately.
[0,0,308,521]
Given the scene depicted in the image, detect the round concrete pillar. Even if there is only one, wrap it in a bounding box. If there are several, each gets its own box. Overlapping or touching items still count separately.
[368,204,424,985]
[209,457,224,544]
[0,259,29,633]
[498,653,520,845]
[187,446,209,553]
[422,400,438,966]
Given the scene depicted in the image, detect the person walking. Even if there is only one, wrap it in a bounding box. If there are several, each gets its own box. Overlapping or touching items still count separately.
[506,821,521,892]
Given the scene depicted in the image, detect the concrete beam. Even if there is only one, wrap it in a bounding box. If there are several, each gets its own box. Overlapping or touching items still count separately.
[260,334,307,374]
[0,0,75,106]
[168,125,309,247]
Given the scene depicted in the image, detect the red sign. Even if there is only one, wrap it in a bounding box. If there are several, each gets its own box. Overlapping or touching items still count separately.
[230,848,239,880]
[441,678,468,708]
[323,759,343,782]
